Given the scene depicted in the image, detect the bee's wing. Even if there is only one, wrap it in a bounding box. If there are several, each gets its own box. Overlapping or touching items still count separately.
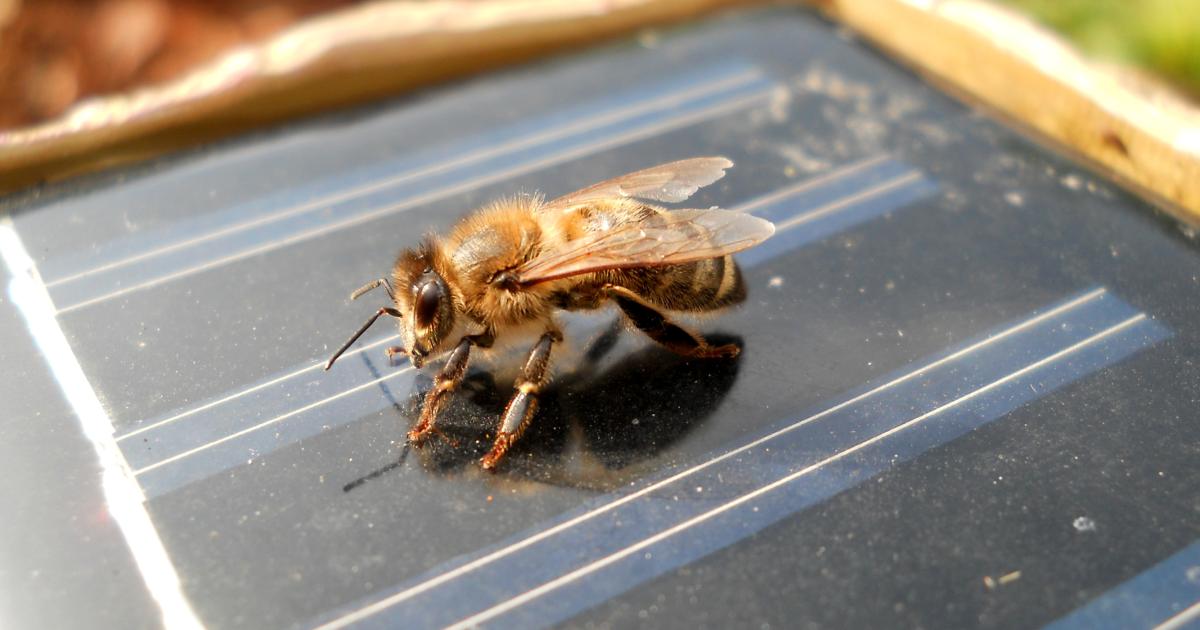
[515,208,774,285]
[541,157,733,210]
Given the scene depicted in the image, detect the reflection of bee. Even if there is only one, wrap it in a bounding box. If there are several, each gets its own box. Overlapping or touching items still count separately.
[325,157,774,470]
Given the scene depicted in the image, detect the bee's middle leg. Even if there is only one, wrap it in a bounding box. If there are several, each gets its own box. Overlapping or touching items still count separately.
[408,337,473,446]
[481,330,560,471]
[604,285,739,358]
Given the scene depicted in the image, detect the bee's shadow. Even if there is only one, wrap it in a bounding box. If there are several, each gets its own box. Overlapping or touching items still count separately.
[408,330,745,487]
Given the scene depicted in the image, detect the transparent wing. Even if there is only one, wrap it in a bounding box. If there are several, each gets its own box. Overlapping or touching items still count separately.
[515,208,774,285]
[541,157,733,210]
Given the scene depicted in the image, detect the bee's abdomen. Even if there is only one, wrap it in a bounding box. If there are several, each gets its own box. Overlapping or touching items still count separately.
[582,202,746,312]
[609,255,745,313]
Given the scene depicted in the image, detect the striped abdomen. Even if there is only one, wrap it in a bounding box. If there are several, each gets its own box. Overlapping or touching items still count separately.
[605,255,745,312]
[580,202,747,312]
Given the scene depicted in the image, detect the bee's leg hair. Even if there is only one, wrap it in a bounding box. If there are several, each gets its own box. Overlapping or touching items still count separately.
[604,285,740,359]
[407,336,473,447]
[481,330,560,471]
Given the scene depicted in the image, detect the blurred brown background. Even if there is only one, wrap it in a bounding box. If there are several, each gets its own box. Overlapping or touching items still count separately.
[0,0,353,129]
[3,0,1196,132]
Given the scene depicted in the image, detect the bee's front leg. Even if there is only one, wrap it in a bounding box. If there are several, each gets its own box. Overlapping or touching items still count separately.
[407,337,473,447]
[481,330,561,471]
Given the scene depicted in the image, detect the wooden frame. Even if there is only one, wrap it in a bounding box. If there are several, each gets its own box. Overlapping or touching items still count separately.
[815,0,1200,223]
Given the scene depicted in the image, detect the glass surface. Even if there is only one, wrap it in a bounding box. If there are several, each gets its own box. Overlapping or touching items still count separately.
[2,8,1198,629]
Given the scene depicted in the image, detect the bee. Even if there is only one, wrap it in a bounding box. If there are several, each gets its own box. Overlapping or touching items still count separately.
[324,157,774,471]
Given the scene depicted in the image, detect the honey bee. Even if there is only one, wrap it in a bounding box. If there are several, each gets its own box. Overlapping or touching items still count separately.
[324,157,774,471]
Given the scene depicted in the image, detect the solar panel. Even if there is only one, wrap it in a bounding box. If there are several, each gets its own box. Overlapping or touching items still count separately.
[2,8,1198,629]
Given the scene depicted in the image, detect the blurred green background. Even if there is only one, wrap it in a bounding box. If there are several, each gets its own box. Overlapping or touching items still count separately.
[1002,0,1200,97]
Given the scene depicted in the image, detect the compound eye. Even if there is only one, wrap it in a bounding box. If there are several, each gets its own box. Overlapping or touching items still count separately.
[414,281,442,328]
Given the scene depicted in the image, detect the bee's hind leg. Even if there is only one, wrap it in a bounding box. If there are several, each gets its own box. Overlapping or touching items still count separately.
[481,330,561,472]
[604,285,739,359]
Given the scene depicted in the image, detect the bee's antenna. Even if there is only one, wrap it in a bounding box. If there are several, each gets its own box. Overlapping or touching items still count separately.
[351,278,395,301]
[325,306,402,371]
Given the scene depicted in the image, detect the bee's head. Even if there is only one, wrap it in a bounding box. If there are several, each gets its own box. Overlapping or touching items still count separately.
[324,239,458,373]
[392,242,457,368]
